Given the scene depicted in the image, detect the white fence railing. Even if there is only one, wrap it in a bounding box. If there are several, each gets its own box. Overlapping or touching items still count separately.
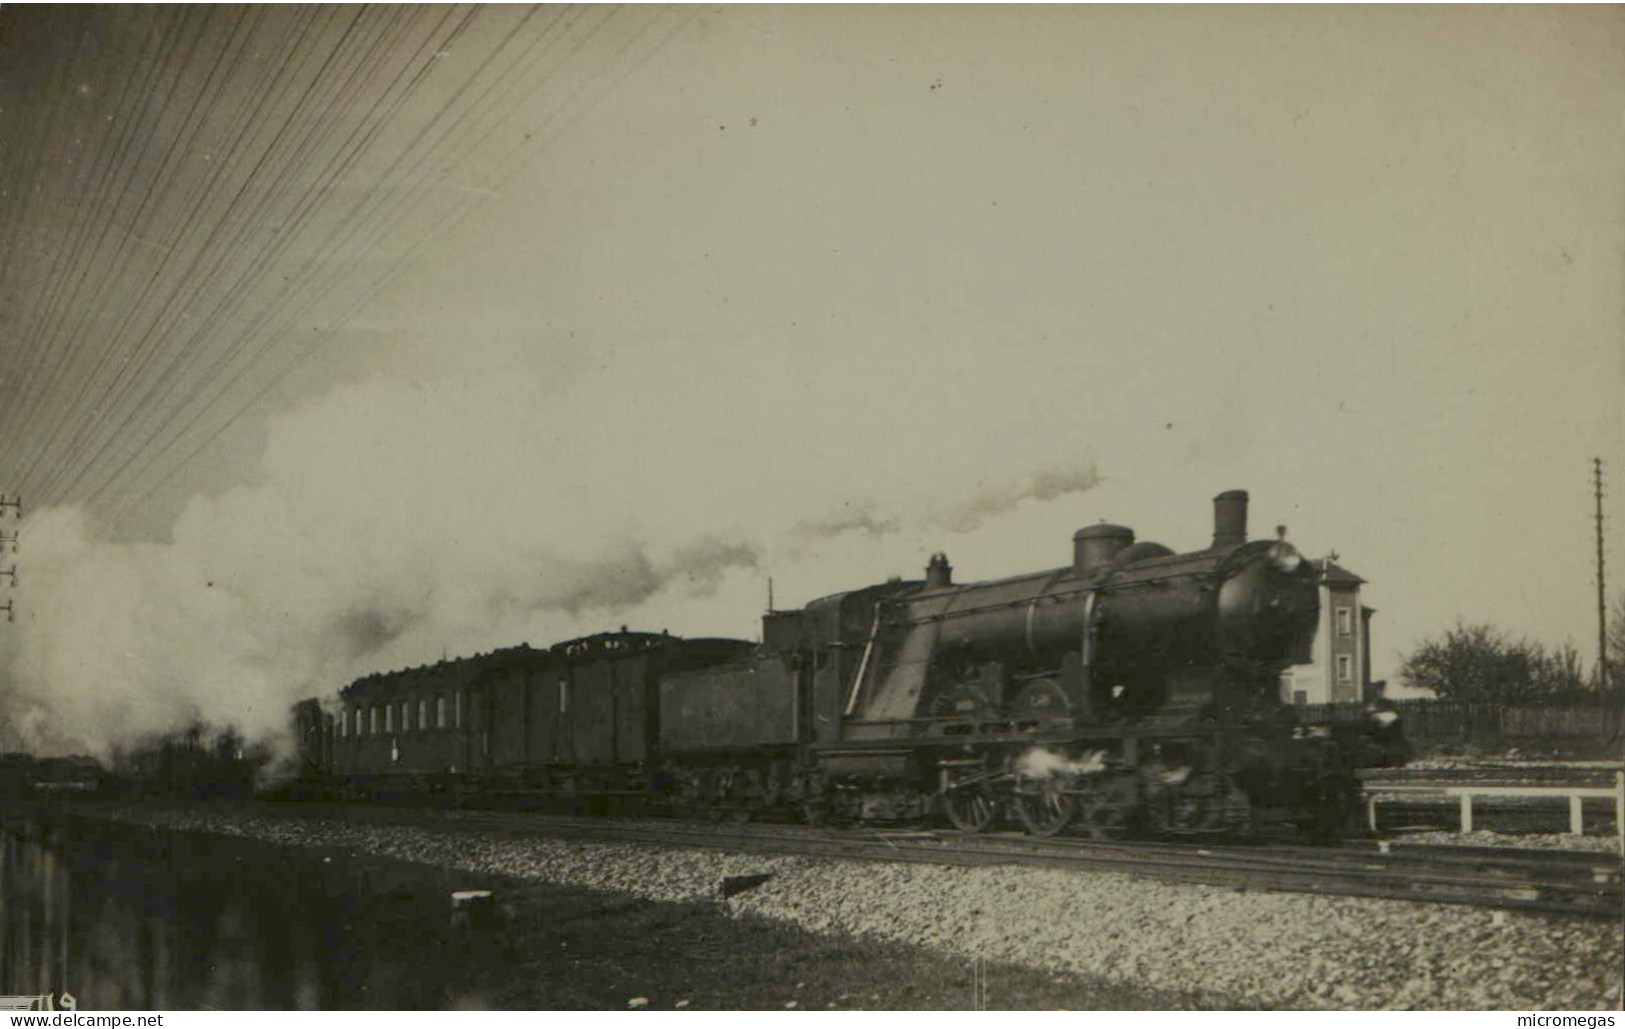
[1362,771,1625,854]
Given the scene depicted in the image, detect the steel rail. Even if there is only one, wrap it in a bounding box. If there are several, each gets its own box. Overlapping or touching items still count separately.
[261,804,1622,920]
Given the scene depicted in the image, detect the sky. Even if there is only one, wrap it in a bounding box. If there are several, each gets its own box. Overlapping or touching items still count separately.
[0,5,1620,755]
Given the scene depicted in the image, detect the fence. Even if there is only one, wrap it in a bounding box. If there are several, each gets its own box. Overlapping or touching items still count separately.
[1363,772,1625,852]
[1299,698,1625,743]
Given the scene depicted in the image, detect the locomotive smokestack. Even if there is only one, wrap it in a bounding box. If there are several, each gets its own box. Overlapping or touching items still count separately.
[1212,489,1249,549]
[1073,523,1134,575]
[925,552,953,589]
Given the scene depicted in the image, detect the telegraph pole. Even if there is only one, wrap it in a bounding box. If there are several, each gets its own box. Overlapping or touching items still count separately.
[1595,459,1608,692]
[0,494,18,624]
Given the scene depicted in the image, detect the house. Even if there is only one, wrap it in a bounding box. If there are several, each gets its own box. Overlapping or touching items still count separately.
[1280,558,1372,705]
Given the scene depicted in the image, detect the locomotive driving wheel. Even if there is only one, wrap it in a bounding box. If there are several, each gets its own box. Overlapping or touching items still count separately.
[940,758,1001,833]
[928,683,995,736]
[1013,777,1076,836]
[1008,677,1072,732]
[942,782,999,833]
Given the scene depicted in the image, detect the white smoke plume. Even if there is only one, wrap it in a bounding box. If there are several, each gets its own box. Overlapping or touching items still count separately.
[929,465,1103,534]
[792,503,901,541]
[793,467,1101,542]
[0,334,1107,760]
[1014,746,1107,780]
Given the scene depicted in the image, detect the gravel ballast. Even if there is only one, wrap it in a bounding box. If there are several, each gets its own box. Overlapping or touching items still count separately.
[95,804,1623,1010]
[1391,830,1623,855]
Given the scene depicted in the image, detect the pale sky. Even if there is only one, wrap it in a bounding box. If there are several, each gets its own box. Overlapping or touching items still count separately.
[0,6,1620,749]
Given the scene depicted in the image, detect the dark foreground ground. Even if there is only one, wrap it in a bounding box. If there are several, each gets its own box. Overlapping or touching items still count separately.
[4,806,1232,1010]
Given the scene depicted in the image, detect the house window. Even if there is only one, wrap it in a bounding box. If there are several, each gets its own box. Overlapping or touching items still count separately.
[558,679,569,713]
[370,707,379,734]
[1293,689,1308,706]
[339,710,347,738]
[401,701,411,731]
[385,705,393,732]
[1336,654,1353,684]
[456,689,463,728]
[436,695,447,728]
[1336,607,1354,637]
[419,699,428,731]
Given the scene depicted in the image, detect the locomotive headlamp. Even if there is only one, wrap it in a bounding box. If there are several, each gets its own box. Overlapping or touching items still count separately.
[1267,539,1302,573]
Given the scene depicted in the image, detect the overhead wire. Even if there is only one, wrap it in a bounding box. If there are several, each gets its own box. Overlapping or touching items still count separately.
[0,6,125,463]
[4,7,257,489]
[61,5,482,511]
[119,4,582,443]
[14,8,235,494]
[90,5,594,512]
[3,6,238,474]
[8,8,199,493]
[10,5,469,506]
[74,3,553,511]
[31,6,329,499]
[37,6,369,504]
[0,10,85,477]
[0,4,704,529]
[46,5,464,505]
[107,5,703,530]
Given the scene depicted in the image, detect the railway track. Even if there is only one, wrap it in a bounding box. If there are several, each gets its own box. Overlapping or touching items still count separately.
[275,803,1624,920]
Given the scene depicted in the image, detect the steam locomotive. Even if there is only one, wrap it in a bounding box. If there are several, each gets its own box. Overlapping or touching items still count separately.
[296,490,1402,836]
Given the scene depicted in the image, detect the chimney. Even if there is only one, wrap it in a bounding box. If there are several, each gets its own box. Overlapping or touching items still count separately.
[1212,489,1248,549]
[1073,523,1134,575]
[925,552,953,589]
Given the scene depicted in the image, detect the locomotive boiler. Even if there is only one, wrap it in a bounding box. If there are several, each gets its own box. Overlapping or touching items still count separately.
[840,489,1318,732]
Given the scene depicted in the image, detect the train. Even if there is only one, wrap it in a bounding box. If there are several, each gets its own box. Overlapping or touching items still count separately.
[294,490,1405,836]
[0,729,267,800]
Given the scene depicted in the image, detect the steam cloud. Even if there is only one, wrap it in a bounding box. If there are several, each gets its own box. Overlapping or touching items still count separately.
[538,539,761,615]
[932,465,1104,534]
[793,503,901,541]
[0,335,1104,760]
[1014,746,1107,779]
[796,466,1101,541]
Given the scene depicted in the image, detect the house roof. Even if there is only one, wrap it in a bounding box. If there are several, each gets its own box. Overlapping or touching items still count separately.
[1318,559,1366,586]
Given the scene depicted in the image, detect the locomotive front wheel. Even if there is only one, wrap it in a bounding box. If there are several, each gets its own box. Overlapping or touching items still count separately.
[942,785,999,833]
[1014,781,1076,836]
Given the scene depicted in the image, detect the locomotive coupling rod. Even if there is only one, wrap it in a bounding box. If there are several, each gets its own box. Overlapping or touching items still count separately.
[938,763,1013,790]
[941,771,998,791]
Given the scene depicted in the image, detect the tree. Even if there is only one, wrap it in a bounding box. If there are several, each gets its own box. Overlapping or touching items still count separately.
[1606,590,1625,693]
[1399,623,1588,704]
[1534,641,1588,696]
